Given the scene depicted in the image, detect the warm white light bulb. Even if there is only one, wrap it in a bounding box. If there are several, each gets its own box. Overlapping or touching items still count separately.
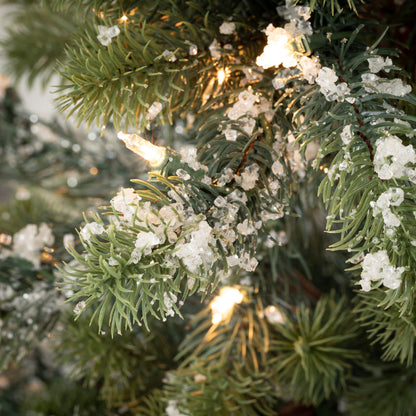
[256,25,298,69]
[217,69,226,85]
[210,287,244,325]
[264,305,285,324]
[117,132,167,167]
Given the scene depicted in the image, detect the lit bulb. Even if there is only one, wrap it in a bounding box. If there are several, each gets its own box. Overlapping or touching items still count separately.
[264,305,285,324]
[118,132,167,167]
[210,287,244,325]
[256,25,304,69]
[0,233,12,245]
[217,69,226,85]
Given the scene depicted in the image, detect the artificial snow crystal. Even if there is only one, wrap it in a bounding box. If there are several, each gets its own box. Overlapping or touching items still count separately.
[261,206,284,221]
[189,44,198,56]
[179,146,207,172]
[340,125,353,145]
[80,222,105,242]
[162,50,177,62]
[174,220,214,273]
[284,20,312,38]
[237,219,257,235]
[272,76,286,90]
[240,164,259,190]
[166,400,188,416]
[108,256,118,266]
[176,168,191,180]
[209,38,221,60]
[201,175,212,185]
[242,66,263,84]
[240,253,258,272]
[377,78,412,96]
[224,127,238,141]
[97,25,120,46]
[219,21,236,35]
[132,231,161,261]
[361,73,411,97]
[374,188,404,212]
[265,230,288,248]
[360,250,405,291]
[214,196,227,208]
[373,135,416,181]
[146,101,163,121]
[241,116,257,135]
[298,56,321,84]
[373,188,404,230]
[316,67,350,102]
[228,189,248,204]
[393,118,413,137]
[272,160,284,176]
[163,292,178,317]
[73,300,86,315]
[111,188,141,225]
[368,56,392,73]
[1,223,55,269]
[63,233,75,249]
[223,229,237,243]
[277,0,311,21]
[339,160,348,171]
[217,168,234,187]
[227,90,258,120]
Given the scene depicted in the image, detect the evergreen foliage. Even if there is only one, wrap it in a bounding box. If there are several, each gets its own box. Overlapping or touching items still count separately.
[1,0,416,414]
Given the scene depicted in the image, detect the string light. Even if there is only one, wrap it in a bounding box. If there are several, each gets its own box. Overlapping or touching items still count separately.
[256,25,310,70]
[0,233,12,245]
[117,132,167,167]
[217,69,226,85]
[263,305,285,324]
[210,287,244,325]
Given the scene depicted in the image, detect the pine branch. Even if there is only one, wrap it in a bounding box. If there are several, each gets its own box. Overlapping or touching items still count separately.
[270,293,360,405]
[347,361,416,416]
[163,297,280,415]
[55,0,265,130]
[0,3,82,87]
[291,25,416,362]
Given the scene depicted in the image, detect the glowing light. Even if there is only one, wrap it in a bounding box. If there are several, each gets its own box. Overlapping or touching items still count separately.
[118,132,167,167]
[120,15,128,22]
[0,233,12,245]
[256,25,298,69]
[324,167,329,174]
[40,252,58,265]
[217,69,226,85]
[90,166,98,175]
[264,305,285,324]
[210,287,244,325]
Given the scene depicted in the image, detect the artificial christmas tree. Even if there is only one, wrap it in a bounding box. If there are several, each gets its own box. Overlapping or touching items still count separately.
[1,0,416,415]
